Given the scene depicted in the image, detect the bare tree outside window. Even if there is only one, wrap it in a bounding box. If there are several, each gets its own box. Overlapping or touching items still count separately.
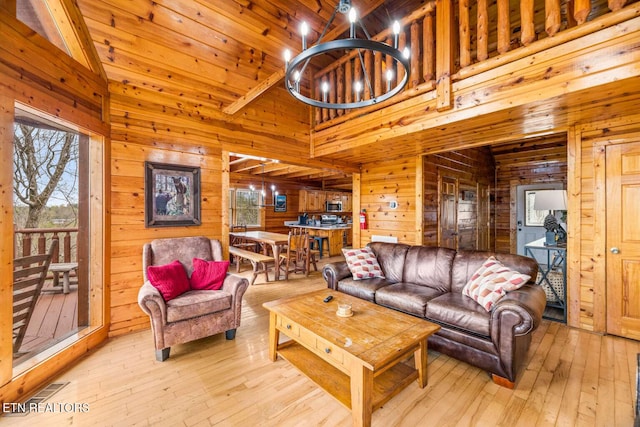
[13,122,79,229]
[235,190,260,226]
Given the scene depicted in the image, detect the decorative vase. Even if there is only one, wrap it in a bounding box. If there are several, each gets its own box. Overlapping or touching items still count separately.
[545,231,556,245]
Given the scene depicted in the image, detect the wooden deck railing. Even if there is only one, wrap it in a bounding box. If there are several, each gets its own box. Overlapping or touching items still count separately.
[14,227,78,263]
[313,0,637,128]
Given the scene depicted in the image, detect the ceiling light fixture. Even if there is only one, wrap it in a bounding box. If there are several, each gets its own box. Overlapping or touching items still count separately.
[250,163,278,207]
[283,0,410,110]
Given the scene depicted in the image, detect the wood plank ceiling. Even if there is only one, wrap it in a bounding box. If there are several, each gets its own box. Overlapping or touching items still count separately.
[71,0,590,184]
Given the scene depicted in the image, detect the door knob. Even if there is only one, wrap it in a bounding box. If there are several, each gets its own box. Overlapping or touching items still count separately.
[610,247,620,254]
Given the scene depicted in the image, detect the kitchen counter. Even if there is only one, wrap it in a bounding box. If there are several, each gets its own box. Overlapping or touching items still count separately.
[287,223,352,230]
[285,223,351,256]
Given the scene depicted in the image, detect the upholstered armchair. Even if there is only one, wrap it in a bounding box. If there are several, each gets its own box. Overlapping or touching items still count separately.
[138,236,249,361]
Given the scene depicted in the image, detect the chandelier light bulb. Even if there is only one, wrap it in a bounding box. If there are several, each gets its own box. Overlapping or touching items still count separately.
[403,47,410,59]
[386,69,393,91]
[321,81,329,102]
[349,8,357,38]
[393,21,401,48]
[300,22,308,50]
[354,80,362,101]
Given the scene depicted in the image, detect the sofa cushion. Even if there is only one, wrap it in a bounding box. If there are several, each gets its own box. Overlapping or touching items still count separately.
[375,283,445,317]
[462,257,531,311]
[342,247,385,280]
[166,290,232,323]
[403,246,456,292]
[368,242,410,283]
[190,258,229,290]
[146,260,190,301]
[425,293,491,337]
[337,277,392,302]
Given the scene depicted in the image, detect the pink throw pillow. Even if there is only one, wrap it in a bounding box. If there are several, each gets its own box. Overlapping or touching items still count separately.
[189,258,229,290]
[146,260,190,301]
[462,256,531,311]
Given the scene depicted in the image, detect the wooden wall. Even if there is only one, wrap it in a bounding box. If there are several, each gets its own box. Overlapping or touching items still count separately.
[493,135,568,253]
[359,157,419,246]
[422,147,494,247]
[108,83,314,337]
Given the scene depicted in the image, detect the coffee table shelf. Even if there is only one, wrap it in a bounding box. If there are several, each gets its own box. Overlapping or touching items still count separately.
[278,341,418,411]
[264,290,439,426]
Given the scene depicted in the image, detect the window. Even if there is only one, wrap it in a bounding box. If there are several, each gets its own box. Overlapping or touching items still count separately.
[524,190,548,226]
[11,104,104,374]
[230,189,260,227]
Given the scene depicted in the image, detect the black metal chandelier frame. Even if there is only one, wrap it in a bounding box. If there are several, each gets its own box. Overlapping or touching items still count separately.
[284,1,410,110]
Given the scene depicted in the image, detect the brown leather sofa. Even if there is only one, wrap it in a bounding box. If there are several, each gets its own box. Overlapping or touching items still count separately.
[322,242,546,388]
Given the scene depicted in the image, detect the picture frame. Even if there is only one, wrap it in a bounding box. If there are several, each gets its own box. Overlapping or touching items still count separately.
[274,194,287,212]
[525,190,547,226]
[145,162,201,227]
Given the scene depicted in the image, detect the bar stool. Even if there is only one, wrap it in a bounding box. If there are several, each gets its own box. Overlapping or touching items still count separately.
[311,236,329,258]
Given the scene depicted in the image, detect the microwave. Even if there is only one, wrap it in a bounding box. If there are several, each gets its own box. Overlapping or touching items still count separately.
[325,201,342,212]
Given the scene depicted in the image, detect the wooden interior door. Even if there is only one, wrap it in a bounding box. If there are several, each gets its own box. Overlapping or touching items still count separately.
[606,141,640,340]
[440,176,458,249]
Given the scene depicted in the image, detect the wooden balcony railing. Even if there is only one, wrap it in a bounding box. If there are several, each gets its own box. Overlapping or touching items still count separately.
[14,227,78,263]
[313,0,638,128]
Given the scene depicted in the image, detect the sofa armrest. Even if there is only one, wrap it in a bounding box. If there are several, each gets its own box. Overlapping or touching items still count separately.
[491,283,547,338]
[322,261,351,290]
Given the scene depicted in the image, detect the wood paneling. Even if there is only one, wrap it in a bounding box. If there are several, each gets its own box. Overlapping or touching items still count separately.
[423,147,494,248]
[359,158,418,246]
[493,134,568,253]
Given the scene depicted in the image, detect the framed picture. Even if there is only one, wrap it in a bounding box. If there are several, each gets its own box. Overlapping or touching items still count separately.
[525,190,547,226]
[274,194,287,212]
[145,162,201,227]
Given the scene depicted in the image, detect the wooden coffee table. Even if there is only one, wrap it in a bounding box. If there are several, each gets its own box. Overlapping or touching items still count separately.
[263,290,440,427]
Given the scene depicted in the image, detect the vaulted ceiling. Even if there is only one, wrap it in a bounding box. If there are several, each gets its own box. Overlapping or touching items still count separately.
[46,0,602,186]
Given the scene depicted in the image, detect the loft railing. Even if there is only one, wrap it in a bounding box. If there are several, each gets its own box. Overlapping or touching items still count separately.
[313,0,638,128]
[14,227,78,263]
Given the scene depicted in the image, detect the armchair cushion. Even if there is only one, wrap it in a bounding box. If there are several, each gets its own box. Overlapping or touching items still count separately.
[462,256,531,311]
[190,259,229,290]
[166,290,232,323]
[146,260,190,301]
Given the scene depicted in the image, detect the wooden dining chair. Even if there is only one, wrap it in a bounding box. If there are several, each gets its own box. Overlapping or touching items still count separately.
[279,228,318,279]
[13,239,58,353]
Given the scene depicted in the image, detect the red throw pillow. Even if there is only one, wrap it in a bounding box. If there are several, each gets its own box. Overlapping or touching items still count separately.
[146,260,190,301]
[189,258,229,291]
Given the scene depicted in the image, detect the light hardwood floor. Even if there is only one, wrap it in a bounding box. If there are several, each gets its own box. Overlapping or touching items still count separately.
[5,257,640,426]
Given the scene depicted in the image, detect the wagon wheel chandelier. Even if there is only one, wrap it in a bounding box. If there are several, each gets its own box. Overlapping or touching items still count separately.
[283,0,410,110]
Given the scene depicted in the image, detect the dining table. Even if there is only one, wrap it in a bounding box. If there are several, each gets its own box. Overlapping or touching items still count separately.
[229,231,290,280]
